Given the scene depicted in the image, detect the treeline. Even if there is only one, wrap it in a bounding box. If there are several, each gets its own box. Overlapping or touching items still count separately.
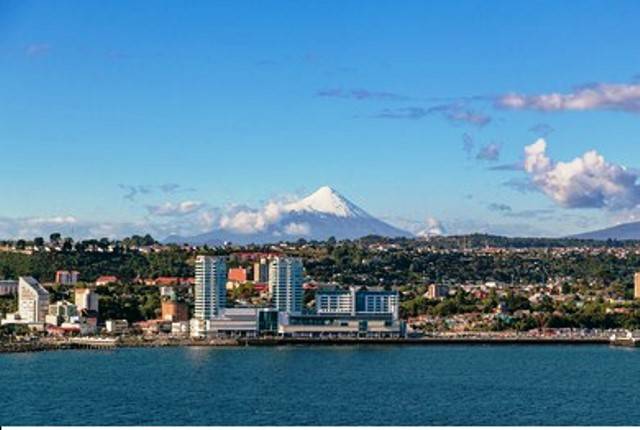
[0,248,194,282]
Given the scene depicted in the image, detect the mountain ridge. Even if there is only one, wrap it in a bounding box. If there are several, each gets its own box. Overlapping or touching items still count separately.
[164,186,412,245]
[572,221,640,241]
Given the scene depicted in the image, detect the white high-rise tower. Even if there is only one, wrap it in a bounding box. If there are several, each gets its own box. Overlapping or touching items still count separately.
[269,257,303,315]
[194,255,227,320]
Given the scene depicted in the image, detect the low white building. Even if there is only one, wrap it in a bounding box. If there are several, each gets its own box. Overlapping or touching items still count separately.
[105,319,129,335]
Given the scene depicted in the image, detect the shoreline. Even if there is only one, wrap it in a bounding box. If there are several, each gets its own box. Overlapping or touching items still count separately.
[0,335,612,354]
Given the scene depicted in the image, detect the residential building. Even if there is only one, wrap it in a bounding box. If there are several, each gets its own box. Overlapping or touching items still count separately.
[18,277,50,323]
[316,286,400,319]
[75,285,99,313]
[159,286,175,299]
[95,275,118,286]
[356,288,400,319]
[635,272,640,299]
[55,270,79,286]
[316,287,354,315]
[424,283,449,300]
[47,300,79,326]
[0,280,18,296]
[194,255,227,320]
[253,258,269,283]
[269,257,303,315]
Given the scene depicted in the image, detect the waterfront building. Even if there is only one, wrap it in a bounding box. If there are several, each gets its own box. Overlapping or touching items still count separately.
[74,285,99,313]
[0,280,18,296]
[269,257,303,315]
[105,319,129,334]
[191,308,279,338]
[18,277,50,323]
[635,273,640,299]
[279,314,405,338]
[316,287,354,315]
[171,321,190,336]
[46,300,79,326]
[357,288,400,319]
[55,270,79,286]
[316,286,400,319]
[253,258,269,283]
[194,255,227,320]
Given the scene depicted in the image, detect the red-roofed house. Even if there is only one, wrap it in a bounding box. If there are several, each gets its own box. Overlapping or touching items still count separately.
[95,275,118,286]
[228,268,248,283]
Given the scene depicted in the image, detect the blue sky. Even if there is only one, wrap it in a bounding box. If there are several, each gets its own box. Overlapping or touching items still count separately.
[2,0,640,239]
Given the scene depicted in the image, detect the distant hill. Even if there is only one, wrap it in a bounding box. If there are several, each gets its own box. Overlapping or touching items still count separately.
[572,221,640,241]
[164,186,411,245]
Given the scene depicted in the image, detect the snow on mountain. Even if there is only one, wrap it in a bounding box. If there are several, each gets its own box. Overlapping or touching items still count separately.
[164,186,411,245]
[284,186,369,218]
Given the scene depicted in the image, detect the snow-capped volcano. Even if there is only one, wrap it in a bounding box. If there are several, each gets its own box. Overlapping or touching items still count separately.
[284,186,370,218]
[165,186,411,245]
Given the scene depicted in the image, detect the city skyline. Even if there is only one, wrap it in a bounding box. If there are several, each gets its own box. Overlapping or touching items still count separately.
[3,0,640,240]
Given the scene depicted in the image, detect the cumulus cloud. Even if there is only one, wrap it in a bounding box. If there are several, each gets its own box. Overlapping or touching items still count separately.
[284,222,311,235]
[217,200,292,234]
[0,215,148,240]
[523,138,640,209]
[497,83,640,112]
[146,201,204,217]
[416,217,446,237]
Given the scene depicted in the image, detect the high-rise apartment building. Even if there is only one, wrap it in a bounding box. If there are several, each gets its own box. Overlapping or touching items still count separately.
[253,258,269,283]
[269,257,303,315]
[634,273,640,299]
[194,255,227,320]
[18,277,50,323]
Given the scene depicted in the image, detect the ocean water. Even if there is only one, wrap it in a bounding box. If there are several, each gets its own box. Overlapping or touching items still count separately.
[1,344,639,425]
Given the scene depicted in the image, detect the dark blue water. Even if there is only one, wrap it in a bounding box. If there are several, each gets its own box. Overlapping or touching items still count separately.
[1,345,639,425]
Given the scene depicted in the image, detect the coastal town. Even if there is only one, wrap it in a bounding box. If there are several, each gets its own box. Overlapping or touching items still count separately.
[2,234,640,351]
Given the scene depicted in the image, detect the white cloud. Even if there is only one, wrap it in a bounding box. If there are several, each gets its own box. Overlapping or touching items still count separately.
[523,138,640,209]
[498,83,640,112]
[146,201,204,217]
[416,217,446,237]
[284,222,311,236]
